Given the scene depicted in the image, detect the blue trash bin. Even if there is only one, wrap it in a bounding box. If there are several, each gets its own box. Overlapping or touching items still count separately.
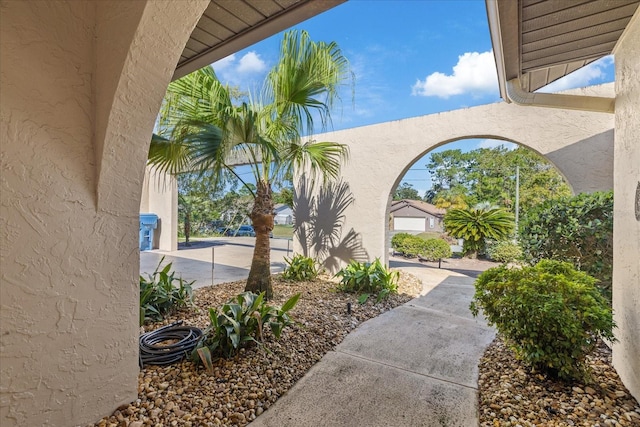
[139,213,158,251]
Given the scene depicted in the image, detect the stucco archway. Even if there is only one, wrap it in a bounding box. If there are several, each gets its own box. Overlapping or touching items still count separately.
[1,2,208,425]
[296,91,614,269]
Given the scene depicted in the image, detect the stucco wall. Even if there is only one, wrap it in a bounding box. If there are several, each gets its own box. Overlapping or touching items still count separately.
[612,12,640,403]
[0,1,208,425]
[141,167,178,251]
[296,100,614,267]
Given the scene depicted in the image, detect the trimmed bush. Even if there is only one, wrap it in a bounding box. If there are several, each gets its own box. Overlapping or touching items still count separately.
[419,238,452,261]
[486,240,522,263]
[470,260,616,380]
[392,233,451,259]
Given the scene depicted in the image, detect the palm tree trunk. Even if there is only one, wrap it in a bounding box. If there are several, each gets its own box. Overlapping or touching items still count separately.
[184,211,191,246]
[246,180,274,298]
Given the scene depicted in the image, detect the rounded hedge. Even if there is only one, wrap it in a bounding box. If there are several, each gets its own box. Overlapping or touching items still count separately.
[470,260,616,380]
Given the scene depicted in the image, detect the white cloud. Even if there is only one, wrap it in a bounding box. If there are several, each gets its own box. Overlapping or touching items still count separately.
[212,54,236,72]
[212,52,267,89]
[477,139,516,150]
[237,51,267,74]
[537,55,613,93]
[412,51,498,99]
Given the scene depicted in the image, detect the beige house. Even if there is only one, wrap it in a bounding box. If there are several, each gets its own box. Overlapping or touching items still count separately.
[390,199,445,233]
[1,1,638,426]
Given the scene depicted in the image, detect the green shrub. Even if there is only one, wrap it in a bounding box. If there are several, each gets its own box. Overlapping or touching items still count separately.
[391,232,414,256]
[520,191,613,299]
[418,238,452,261]
[486,240,522,263]
[281,254,319,281]
[470,260,616,380]
[140,257,195,326]
[335,258,399,303]
[194,291,300,367]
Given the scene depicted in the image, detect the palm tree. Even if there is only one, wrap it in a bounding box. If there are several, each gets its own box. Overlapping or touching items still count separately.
[149,30,353,298]
[443,207,514,258]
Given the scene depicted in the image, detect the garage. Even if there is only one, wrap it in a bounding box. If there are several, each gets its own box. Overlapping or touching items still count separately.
[393,216,426,231]
[390,199,445,233]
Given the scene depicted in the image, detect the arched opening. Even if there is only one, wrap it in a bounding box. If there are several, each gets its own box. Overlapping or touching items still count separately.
[386,136,572,263]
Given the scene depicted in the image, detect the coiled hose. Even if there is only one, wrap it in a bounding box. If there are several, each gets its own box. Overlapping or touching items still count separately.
[139,320,203,368]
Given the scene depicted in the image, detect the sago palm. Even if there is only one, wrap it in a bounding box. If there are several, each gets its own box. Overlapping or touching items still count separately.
[444,207,514,258]
[149,30,353,298]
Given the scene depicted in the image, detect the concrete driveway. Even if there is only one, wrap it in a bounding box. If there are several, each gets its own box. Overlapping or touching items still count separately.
[140,236,293,288]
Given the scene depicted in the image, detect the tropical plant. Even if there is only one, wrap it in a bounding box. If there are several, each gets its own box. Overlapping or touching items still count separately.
[150,30,353,299]
[335,258,399,303]
[193,291,300,368]
[470,260,616,380]
[486,240,522,263]
[281,254,320,281]
[139,257,195,326]
[443,207,514,258]
[519,191,613,299]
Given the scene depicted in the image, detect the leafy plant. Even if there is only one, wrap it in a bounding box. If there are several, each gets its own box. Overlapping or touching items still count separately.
[486,240,522,263]
[519,191,613,299]
[193,291,300,366]
[470,260,616,380]
[281,254,319,281]
[139,257,195,326]
[335,258,399,303]
[444,207,514,258]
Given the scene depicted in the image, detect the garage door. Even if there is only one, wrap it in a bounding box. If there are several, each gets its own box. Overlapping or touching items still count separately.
[393,217,425,231]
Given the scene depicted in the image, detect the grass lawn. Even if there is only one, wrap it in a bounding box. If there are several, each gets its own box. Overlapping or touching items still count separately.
[272,224,293,239]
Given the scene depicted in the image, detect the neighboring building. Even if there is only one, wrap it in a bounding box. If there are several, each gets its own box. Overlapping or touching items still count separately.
[274,204,293,225]
[390,199,445,232]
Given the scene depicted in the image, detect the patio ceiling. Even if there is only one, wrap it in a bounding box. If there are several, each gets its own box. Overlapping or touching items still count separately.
[173,0,345,80]
[487,0,640,96]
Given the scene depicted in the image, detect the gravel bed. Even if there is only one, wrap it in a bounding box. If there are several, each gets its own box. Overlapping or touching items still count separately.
[478,337,640,427]
[90,270,639,427]
[90,270,421,427]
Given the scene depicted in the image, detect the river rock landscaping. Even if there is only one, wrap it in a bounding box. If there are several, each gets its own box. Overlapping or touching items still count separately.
[90,270,639,427]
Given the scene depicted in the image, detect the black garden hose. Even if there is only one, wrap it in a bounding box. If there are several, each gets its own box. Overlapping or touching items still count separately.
[139,321,203,368]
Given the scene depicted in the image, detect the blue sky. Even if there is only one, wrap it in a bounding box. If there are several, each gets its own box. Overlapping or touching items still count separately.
[211,0,615,197]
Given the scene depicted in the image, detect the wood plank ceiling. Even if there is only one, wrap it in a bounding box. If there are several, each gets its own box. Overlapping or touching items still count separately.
[173,0,345,80]
[491,0,640,93]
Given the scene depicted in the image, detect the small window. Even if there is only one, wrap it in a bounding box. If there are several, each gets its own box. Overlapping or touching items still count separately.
[429,218,435,228]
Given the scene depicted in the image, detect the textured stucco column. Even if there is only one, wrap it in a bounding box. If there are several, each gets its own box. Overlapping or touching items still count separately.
[0,1,208,426]
[140,166,178,251]
[612,12,640,403]
[295,97,614,271]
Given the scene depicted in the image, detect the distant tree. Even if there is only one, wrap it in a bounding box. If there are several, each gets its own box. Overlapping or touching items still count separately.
[444,207,514,258]
[433,192,469,210]
[273,186,294,208]
[425,146,571,212]
[393,182,420,200]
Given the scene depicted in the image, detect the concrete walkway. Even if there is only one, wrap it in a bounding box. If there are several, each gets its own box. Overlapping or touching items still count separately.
[250,261,495,427]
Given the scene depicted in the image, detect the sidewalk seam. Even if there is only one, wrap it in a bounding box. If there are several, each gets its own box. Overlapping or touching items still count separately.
[334,349,480,391]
